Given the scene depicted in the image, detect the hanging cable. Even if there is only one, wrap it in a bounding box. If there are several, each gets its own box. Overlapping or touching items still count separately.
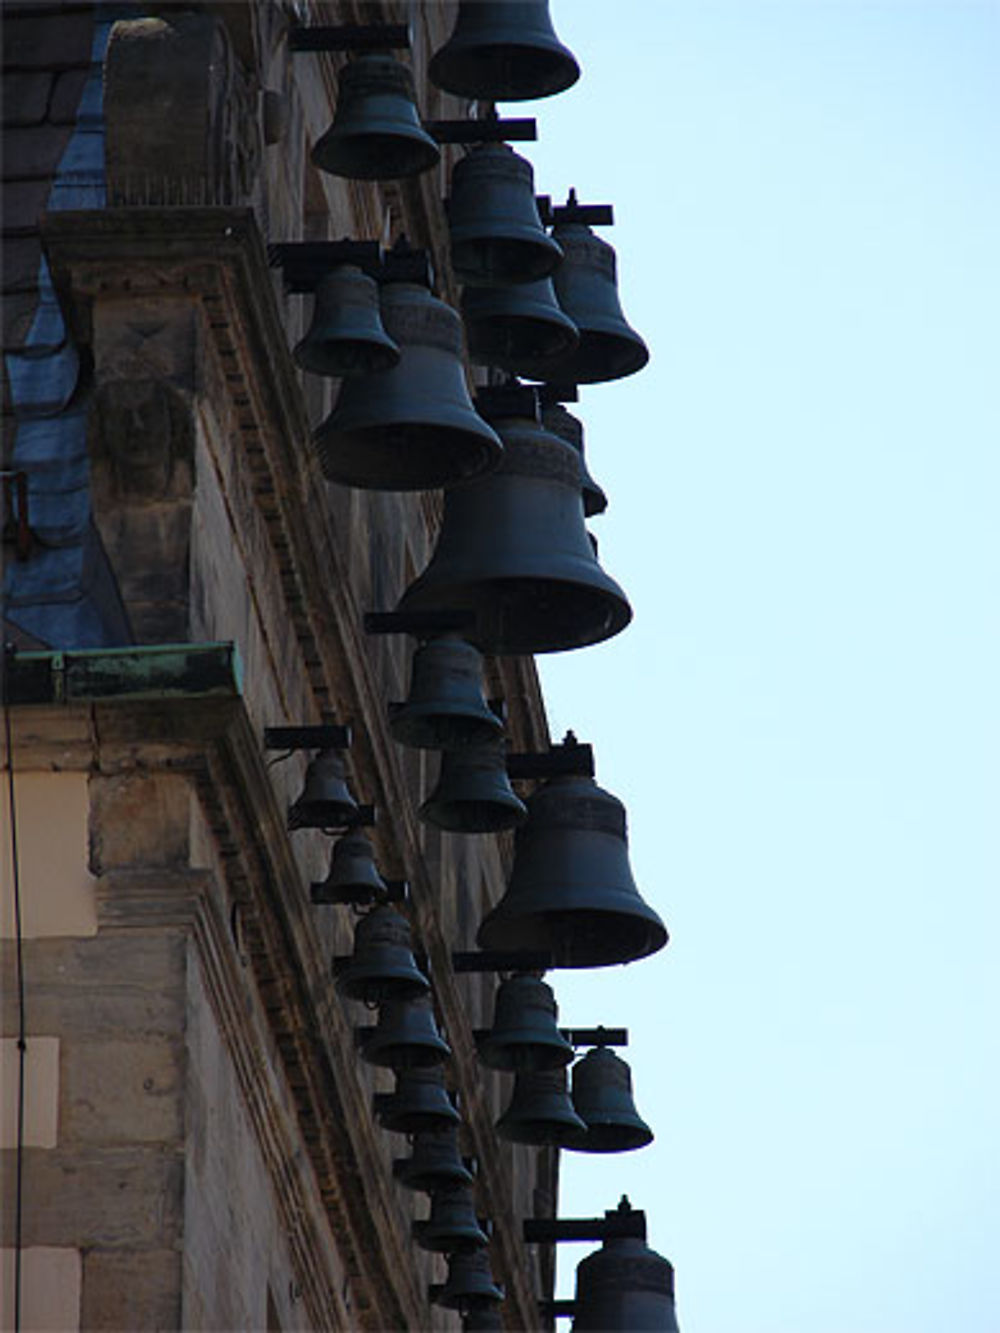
[3,643,26,1333]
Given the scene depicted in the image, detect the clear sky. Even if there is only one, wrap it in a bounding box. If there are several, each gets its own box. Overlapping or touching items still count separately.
[516,3,1000,1330]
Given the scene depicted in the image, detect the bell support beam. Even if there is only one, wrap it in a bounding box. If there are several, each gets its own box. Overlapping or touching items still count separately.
[523,1207,648,1246]
[426,117,537,144]
[505,743,595,781]
[264,723,352,750]
[473,1025,627,1045]
[537,1299,577,1318]
[537,190,615,228]
[269,240,434,294]
[451,950,554,973]
[474,382,541,422]
[287,24,412,52]
[317,879,409,909]
[364,610,478,638]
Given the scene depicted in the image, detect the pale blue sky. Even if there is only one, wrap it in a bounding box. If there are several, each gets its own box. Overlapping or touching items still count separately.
[516,3,1000,1329]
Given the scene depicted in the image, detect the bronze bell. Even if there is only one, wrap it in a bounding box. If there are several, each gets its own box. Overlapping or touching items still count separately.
[374,1066,460,1134]
[568,1046,653,1154]
[434,1249,505,1311]
[393,1125,475,1193]
[496,1066,587,1146]
[293,266,400,378]
[463,1308,504,1332]
[312,54,440,181]
[477,974,574,1072]
[476,770,668,968]
[390,634,503,751]
[413,1182,490,1253]
[449,143,562,287]
[316,282,503,491]
[572,1231,679,1331]
[358,993,451,1070]
[288,748,358,830]
[429,0,579,102]
[311,829,387,907]
[462,278,579,377]
[420,739,528,834]
[335,904,430,1005]
[526,221,649,384]
[541,403,607,519]
[397,411,631,655]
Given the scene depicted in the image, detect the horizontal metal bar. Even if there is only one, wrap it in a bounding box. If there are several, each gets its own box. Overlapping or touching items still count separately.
[552,202,615,227]
[538,1300,576,1318]
[264,724,351,751]
[474,384,540,423]
[3,643,244,708]
[524,1210,646,1244]
[426,116,537,144]
[269,240,433,292]
[506,743,594,780]
[364,610,478,637]
[560,1027,628,1047]
[288,23,411,52]
[316,879,408,909]
[451,950,553,974]
[288,801,375,833]
[537,382,579,405]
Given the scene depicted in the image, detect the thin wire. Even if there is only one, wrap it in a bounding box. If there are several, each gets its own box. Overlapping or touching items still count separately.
[3,645,26,1333]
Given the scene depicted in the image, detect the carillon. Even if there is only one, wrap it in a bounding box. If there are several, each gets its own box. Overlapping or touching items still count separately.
[429,0,580,102]
[293,266,400,378]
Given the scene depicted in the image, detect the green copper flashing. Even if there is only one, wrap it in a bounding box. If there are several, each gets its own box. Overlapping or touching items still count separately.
[3,642,243,706]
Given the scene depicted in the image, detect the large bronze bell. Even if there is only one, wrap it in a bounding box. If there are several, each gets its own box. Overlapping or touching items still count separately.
[390,634,503,751]
[374,1066,460,1134]
[476,771,668,968]
[448,144,562,287]
[413,1182,489,1253]
[526,221,649,384]
[316,282,503,491]
[572,1231,679,1331]
[496,1067,587,1146]
[358,993,451,1070]
[335,904,430,1005]
[477,974,574,1072]
[542,403,608,519]
[396,412,631,655]
[420,739,528,834]
[393,1125,475,1193]
[568,1046,653,1154]
[312,54,440,181]
[429,0,579,102]
[288,748,358,829]
[293,266,400,378]
[434,1249,504,1311]
[462,278,579,377]
[312,829,387,907]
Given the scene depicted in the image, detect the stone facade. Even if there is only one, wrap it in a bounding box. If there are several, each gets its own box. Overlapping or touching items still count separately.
[2,3,558,1329]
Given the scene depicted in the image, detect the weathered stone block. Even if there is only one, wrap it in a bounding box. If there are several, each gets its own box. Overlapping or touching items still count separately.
[0,1146,183,1247]
[82,1247,181,1330]
[2,125,75,180]
[89,772,194,871]
[1,71,52,127]
[2,12,95,71]
[48,68,90,125]
[61,1037,183,1145]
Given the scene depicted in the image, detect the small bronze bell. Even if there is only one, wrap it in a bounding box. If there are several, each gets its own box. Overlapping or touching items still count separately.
[397,411,630,655]
[316,282,503,491]
[420,739,528,834]
[288,748,358,830]
[393,1125,475,1193]
[461,278,578,377]
[477,974,574,1072]
[448,143,562,287]
[477,770,668,968]
[313,54,440,181]
[312,829,387,907]
[527,221,649,384]
[374,1066,460,1134]
[358,993,451,1070]
[572,1230,679,1331]
[413,1182,490,1253]
[390,634,503,751]
[434,1249,505,1311]
[335,904,430,1005]
[429,0,579,102]
[495,1067,587,1146]
[293,266,400,378]
[568,1046,653,1154]
[541,403,608,519]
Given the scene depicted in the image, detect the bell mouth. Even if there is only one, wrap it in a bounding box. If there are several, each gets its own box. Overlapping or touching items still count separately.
[294,335,400,379]
[566,1120,655,1154]
[478,906,668,969]
[451,234,563,287]
[313,127,440,181]
[390,709,503,752]
[541,329,650,385]
[430,45,580,103]
[403,576,632,656]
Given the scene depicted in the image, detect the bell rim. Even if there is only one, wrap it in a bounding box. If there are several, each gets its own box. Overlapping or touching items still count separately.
[477,1031,575,1073]
[419,793,529,834]
[389,704,504,752]
[293,334,401,379]
[335,967,431,1004]
[316,421,504,493]
[312,123,441,181]
[565,1120,655,1154]
[477,905,669,969]
[429,37,580,103]
[450,231,564,287]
